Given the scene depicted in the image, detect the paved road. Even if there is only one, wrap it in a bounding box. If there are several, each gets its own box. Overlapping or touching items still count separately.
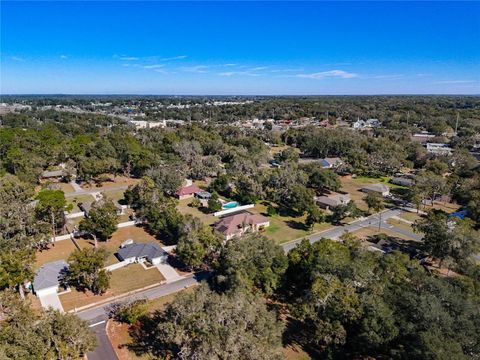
[81,272,209,359]
[282,209,403,252]
[87,318,118,360]
[78,272,209,322]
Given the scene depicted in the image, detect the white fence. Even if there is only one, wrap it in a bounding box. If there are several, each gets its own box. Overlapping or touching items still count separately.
[104,259,134,271]
[214,204,255,217]
[66,212,85,219]
[117,221,136,228]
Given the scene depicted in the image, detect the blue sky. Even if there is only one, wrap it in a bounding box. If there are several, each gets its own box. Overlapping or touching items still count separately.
[1,1,479,95]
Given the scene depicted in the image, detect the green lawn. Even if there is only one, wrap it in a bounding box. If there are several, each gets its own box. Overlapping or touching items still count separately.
[102,189,126,205]
[177,198,217,225]
[387,218,417,233]
[251,202,333,244]
[66,194,95,212]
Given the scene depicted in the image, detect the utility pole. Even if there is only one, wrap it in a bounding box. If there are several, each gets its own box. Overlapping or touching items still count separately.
[455,112,459,135]
[406,111,410,126]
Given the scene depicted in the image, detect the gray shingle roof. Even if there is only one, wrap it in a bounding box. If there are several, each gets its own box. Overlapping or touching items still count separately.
[362,183,390,193]
[117,243,167,262]
[41,170,65,178]
[33,260,68,291]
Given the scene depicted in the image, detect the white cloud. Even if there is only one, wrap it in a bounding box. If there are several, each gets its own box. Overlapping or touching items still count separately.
[143,64,165,69]
[119,56,139,61]
[158,55,187,61]
[297,70,358,79]
[249,66,269,71]
[181,65,209,73]
[218,71,262,77]
[10,56,25,62]
[270,68,303,73]
[434,80,477,84]
[60,55,68,59]
[371,74,404,80]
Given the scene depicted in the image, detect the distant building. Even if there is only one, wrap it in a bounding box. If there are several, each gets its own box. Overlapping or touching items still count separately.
[175,184,202,200]
[411,132,436,144]
[426,143,453,156]
[361,183,390,197]
[353,118,381,130]
[316,192,351,210]
[319,157,344,169]
[129,120,166,129]
[215,213,270,240]
[116,242,168,265]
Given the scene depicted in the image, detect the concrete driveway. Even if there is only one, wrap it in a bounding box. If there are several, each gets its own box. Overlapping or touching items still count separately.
[39,293,64,312]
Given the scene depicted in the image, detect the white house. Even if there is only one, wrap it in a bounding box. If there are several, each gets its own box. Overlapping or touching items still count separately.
[426,143,453,156]
[316,192,351,210]
[33,260,68,297]
[116,242,168,265]
[361,183,390,197]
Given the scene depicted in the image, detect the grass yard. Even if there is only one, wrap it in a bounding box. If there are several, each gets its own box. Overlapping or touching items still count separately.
[251,202,333,244]
[81,175,139,190]
[177,198,217,225]
[56,182,76,194]
[77,226,164,266]
[399,211,424,222]
[429,201,461,214]
[59,263,165,311]
[66,194,95,211]
[36,225,163,270]
[351,226,415,241]
[387,218,417,233]
[35,239,78,269]
[340,176,397,211]
[103,189,126,205]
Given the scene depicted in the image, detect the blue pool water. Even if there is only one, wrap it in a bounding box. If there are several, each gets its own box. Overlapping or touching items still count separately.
[223,201,239,209]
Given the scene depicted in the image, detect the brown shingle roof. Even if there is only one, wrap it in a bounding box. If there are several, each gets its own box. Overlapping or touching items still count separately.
[215,213,269,237]
[175,184,201,196]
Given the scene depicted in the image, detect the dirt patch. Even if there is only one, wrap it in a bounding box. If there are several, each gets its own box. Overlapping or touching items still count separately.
[107,320,144,360]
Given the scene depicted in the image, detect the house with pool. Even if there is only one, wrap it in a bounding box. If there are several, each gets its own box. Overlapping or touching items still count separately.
[214,212,270,240]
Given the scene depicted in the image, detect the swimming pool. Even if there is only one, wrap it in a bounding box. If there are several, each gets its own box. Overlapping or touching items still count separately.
[223,201,239,209]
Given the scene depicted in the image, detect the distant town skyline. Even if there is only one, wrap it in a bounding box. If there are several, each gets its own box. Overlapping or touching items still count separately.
[1,1,479,95]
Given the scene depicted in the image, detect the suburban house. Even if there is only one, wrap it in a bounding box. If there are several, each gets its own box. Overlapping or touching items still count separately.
[411,132,436,144]
[215,213,270,240]
[33,260,68,297]
[195,190,212,200]
[361,183,390,197]
[352,118,381,130]
[390,177,415,187]
[316,192,351,210]
[176,184,202,200]
[426,143,453,156]
[79,201,123,217]
[40,169,66,181]
[319,157,344,169]
[117,242,168,265]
